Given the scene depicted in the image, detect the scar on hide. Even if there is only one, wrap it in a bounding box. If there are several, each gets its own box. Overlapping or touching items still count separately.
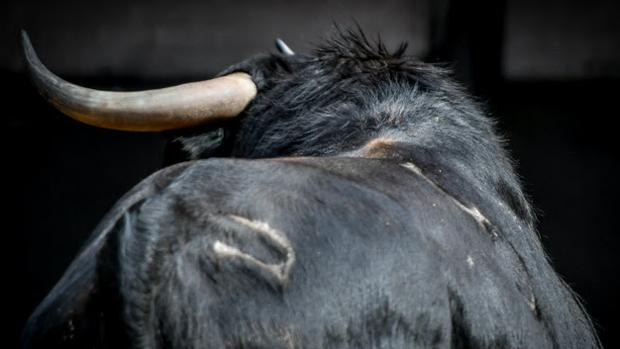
[212,215,295,284]
[360,137,397,158]
[466,255,475,268]
[400,162,498,238]
[527,293,538,314]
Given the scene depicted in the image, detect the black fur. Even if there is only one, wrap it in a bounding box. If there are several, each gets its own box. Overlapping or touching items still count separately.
[24,29,600,348]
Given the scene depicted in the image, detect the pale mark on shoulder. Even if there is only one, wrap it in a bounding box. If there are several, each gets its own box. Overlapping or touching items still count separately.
[400,162,497,238]
[466,255,475,268]
[212,214,296,284]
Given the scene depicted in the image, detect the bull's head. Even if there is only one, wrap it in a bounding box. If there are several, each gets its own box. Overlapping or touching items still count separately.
[21,29,427,162]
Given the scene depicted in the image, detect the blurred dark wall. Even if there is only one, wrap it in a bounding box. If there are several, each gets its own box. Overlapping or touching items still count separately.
[504,0,620,79]
[3,0,619,78]
[3,0,619,348]
[2,0,429,78]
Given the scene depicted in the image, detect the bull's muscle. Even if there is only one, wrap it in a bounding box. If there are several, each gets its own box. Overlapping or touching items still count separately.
[24,157,597,348]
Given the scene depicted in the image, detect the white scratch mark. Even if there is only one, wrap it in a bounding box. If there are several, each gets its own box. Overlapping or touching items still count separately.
[400,162,497,238]
[466,255,475,268]
[213,215,295,283]
[527,294,537,313]
[401,162,423,175]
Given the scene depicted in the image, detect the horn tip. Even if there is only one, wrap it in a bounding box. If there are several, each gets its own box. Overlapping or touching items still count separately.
[21,29,39,65]
[275,38,295,56]
[21,29,32,50]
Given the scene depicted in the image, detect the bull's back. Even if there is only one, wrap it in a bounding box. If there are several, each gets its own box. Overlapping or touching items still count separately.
[24,157,598,348]
[117,157,597,348]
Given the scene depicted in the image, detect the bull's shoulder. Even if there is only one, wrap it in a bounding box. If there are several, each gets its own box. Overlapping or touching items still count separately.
[24,157,598,349]
[118,157,596,349]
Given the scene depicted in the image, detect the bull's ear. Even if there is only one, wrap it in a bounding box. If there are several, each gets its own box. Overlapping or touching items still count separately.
[163,127,228,164]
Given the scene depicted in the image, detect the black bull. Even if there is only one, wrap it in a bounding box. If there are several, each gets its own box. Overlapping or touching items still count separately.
[23,30,600,348]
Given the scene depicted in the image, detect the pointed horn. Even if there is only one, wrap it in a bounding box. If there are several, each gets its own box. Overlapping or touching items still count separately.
[275,38,295,56]
[22,31,257,132]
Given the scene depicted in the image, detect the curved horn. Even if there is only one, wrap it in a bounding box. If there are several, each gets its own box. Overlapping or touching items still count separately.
[21,31,257,132]
[275,38,295,56]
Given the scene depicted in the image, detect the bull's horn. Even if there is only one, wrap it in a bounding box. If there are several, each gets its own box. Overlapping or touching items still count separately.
[21,31,257,132]
[275,38,294,56]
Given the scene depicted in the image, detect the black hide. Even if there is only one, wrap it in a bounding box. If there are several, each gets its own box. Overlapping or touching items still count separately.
[23,29,600,349]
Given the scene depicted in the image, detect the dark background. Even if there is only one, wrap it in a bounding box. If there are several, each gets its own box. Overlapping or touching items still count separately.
[3,0,619,348]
